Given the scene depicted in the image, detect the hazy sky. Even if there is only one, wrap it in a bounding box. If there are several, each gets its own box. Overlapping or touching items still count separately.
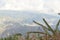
[0,0,60,14]
[0,0,60,34]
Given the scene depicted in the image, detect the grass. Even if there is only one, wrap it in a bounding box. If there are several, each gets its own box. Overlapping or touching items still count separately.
[33,18,60,40]
[0,33,22,40]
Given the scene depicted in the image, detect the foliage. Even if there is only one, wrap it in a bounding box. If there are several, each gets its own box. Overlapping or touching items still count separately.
[33,18,60,40]
[0,33,22,40]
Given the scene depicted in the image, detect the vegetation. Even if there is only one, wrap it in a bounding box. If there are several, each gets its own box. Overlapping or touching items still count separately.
[0,33,22,40]
[0,18,60,40]
[33,18,60,40]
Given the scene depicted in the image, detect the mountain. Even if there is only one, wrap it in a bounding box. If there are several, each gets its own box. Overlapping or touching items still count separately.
[0,10,60,38]
[0,24,42,38]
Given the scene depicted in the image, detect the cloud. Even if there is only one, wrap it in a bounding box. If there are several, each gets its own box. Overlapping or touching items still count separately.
[23,23,39,26]
[0,0,60,14]
[43,0,60,13]
[0,16,24,34]
[0,16,24,24]
[0,0,6,7]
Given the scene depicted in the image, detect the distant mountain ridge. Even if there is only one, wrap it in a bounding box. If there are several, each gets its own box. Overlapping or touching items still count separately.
[0,10,60,38]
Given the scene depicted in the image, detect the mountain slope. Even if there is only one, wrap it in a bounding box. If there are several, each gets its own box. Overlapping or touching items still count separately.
[0,10,60,38]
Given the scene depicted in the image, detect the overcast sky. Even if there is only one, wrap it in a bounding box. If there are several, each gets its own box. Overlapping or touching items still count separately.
[0,0,60,14]
[0,0,60,33]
